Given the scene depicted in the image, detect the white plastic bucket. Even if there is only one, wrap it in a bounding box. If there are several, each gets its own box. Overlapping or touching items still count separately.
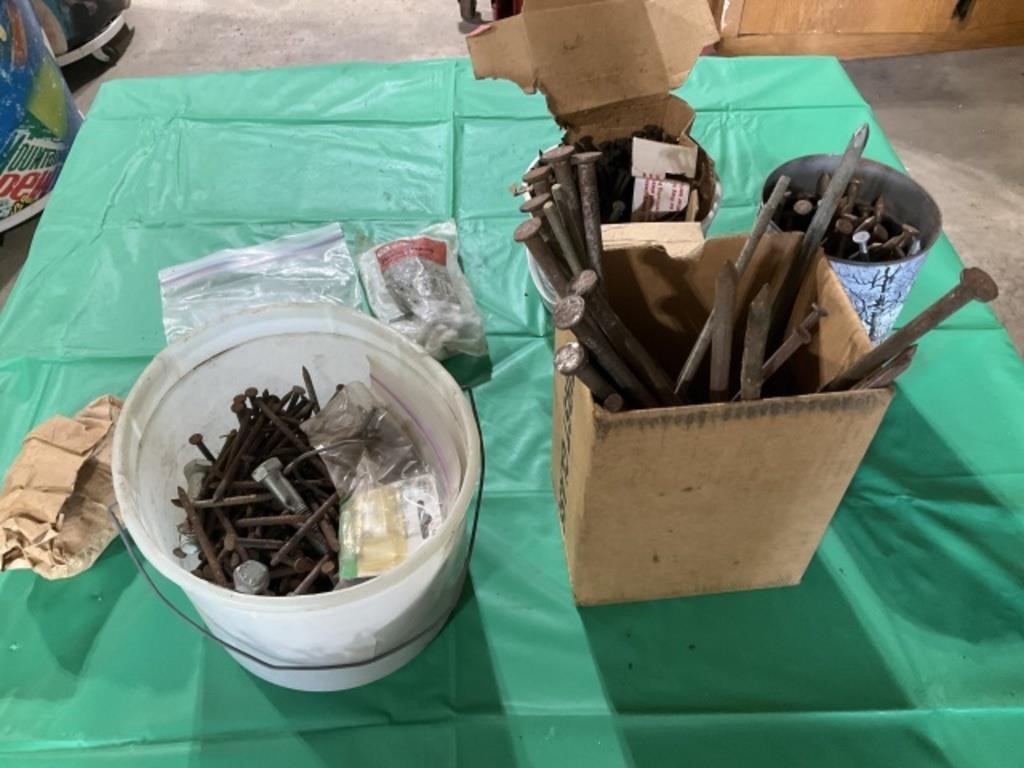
[112,305,481,691]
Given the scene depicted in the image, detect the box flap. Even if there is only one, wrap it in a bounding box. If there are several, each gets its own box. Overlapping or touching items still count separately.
[467,0,719,120]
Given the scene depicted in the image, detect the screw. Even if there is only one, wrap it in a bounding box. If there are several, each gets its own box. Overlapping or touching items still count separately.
[823,268,998,392]
[188,433,216,463]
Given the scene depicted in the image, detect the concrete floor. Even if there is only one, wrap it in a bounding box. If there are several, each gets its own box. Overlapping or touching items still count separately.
[0,1,1022,351]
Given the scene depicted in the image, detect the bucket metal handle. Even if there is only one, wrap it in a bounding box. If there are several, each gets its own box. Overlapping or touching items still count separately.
[108,389,485,673]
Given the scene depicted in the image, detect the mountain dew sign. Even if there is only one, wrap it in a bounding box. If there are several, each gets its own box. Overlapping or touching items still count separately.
[0,0,81,231]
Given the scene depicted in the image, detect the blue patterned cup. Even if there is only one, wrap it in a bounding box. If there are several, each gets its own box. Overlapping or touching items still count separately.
[763,156,942,343]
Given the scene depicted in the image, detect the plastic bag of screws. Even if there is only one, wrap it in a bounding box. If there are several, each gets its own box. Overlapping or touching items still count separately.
[357,221,488,360]
[169,369,443,597]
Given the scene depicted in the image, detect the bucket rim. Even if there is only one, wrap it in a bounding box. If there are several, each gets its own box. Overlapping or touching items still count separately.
[111,303,482,611]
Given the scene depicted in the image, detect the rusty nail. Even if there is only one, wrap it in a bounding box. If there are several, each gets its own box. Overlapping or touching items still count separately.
[523,164,554,197]
[541,144,580,212]
[571,151,605,278]
[188,433,216,463]
[515,217,570,298]
[177,487,227,587]
[289,555,331,596]
[555,341,618,403]
[675,175,790,397]
[602,393,625,413]
[270,491,340,566]
[543,200,585,275]
[824,268,998,392]
[553,294,659,409]
[235,537,289,550]
[177,492,274,509]
[739,285,772,401]
[234,514,306,528]
[709,261,738,403]
[852,345,918,390]
[816,172,832,199]
[550,182,587,261]
[301,366,320,413]
[762,303,828,382]
[519,192,551,218]
[793,199,814,217]
[570,269,678,406]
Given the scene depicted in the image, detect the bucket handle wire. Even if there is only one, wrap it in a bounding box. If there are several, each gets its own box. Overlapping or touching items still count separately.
[107,389,485,672]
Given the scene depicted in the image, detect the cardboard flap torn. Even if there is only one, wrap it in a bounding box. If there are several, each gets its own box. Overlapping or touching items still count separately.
[467,0,719,120]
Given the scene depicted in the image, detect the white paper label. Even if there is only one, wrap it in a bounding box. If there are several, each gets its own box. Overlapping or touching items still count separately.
[631,178,691,222]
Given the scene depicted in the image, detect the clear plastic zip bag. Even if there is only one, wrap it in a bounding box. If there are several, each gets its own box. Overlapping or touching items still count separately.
[158,224,361,343]
[357,221,487,360]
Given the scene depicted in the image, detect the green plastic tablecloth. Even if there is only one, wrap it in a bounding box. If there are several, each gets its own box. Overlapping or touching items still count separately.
[1,56,1022,767]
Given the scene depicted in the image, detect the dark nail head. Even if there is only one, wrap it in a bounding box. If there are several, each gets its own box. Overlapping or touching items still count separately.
[541,145,575,165]
[553,295,587,330]
[188,433,203,445]
[603,393,625,413]
[244,387,258,399]
[523,165,552,184]
[571,151,602,166]
[570,270,599,298]
[519,193,551,215]
[513,217,544,243]
[962,267,998,302]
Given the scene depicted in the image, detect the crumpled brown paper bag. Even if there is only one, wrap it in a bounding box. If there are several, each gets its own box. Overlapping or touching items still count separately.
[0,395,123,579]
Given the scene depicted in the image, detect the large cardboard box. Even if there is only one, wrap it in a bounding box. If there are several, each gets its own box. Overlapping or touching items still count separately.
[552,232,893,605]
[467,0,721,218]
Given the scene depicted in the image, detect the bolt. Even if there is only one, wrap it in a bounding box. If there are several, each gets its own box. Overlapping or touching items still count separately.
[252,457,312,524]
[553,295,658,409]
[823,268,998,392]
[233,560,270,595]
[555,341,618,402]
[709,261,738,403]
[188,433,216,463]
[183,459,210,500]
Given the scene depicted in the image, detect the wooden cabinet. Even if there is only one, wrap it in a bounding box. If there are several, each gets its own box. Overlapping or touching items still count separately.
[711,0,1024,58]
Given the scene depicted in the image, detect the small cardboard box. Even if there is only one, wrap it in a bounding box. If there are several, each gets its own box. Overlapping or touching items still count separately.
[552,232,893,606]
[467,0,721,219]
